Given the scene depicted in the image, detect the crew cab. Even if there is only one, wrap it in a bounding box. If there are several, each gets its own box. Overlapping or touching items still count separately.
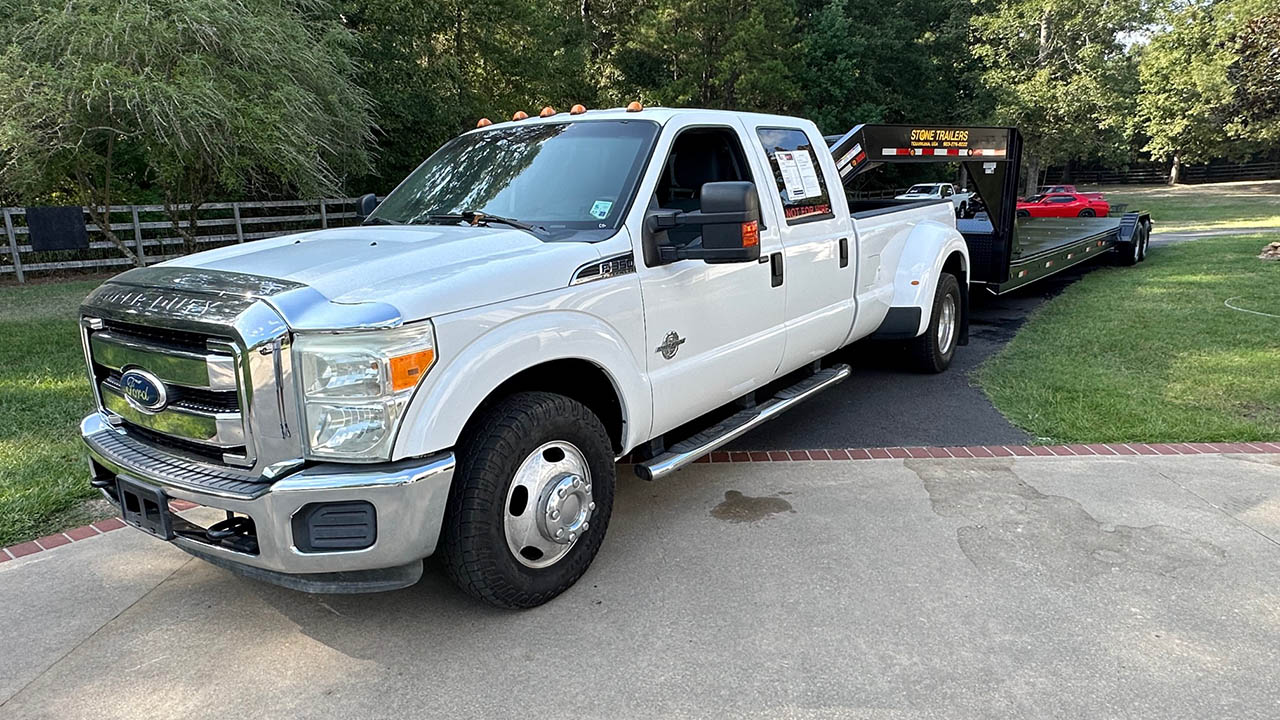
[78,107,971,607]
[895,183,974,216]
[1016,192,1111,218]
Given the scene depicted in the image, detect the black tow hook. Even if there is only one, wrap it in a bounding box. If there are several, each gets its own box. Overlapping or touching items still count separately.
[205,515,259,554]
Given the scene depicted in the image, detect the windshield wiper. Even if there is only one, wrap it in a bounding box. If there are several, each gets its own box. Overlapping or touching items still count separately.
[361,216,401,226]
[424,210,542,235]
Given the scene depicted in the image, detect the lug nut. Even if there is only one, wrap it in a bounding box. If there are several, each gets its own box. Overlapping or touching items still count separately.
[573,477,581,488]
[568,532,576,542]
[558,488,565,498]
[582,522,589,531]
[588,502,596,510]
[555,529,564,538]
[586,485,592,493]
[550,510,560,521]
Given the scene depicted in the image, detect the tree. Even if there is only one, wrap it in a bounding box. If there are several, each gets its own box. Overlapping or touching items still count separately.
[1136,5,1236,184]
[0,0,374,259]
[970,0,1148,195]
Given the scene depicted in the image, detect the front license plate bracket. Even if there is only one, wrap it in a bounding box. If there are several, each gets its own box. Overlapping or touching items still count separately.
[116,476,175,540]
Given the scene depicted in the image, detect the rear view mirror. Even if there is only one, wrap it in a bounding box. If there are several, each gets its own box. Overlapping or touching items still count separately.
[649,181,762,265]
[356,193,379,219]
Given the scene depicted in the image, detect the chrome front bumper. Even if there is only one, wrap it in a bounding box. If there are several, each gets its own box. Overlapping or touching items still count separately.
[81,413,455,588]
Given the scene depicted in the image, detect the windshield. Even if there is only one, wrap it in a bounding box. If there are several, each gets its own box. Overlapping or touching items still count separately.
[906,185,938,194]
[368,120,659,240]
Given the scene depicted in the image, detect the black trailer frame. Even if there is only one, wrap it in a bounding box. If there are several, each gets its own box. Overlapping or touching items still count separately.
[826,124,1151,293]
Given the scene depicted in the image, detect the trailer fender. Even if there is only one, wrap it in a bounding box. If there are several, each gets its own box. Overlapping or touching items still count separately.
[873,224,970,339]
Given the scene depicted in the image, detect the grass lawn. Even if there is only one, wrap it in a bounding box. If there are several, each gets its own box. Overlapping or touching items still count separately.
[1088,179,1280,232]
[0,279,109,547]
[978,233,1280,444]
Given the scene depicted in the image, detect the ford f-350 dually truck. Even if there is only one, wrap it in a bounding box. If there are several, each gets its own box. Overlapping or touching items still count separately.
[80,107,1109,608]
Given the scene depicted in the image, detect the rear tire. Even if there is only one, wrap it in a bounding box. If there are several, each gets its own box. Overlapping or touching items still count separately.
[441,391,615,609]
[1078,208,1096,217]
[1016,209,1031,218]
[906,273,961,374]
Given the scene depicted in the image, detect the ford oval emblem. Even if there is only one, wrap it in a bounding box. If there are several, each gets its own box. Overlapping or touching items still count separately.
[120,368,168,413]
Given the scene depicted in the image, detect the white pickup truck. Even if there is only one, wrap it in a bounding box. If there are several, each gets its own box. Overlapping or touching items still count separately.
[895,183,974,217]
[79,107,972,607]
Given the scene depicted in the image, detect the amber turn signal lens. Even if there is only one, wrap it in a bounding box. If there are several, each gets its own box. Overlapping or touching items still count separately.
[512,111,529,121]
[626,101,643,112]
[389,349,435,392]
[539,106,556,117]
[476,118,492,128]
[741,221,759,248]
[570,104,587,114]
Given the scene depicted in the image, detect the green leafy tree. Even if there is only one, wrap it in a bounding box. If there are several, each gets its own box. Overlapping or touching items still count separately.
[970,0,1147,194]
[0,0,373,260]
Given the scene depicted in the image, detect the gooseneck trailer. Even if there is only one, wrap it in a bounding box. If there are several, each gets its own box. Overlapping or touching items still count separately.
[828,124,1152,293]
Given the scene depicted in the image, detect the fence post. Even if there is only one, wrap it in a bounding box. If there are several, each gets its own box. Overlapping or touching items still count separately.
[3,208,24,284]
[131,206,146,265]
[319,199,328,229]
[232,202,244,243]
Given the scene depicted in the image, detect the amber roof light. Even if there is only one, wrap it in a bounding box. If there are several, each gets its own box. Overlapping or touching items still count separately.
[626,101,643,112]
[539,106,556,118]
[570,104,587,115]
[512,111,529,121]
[476,118,492,127]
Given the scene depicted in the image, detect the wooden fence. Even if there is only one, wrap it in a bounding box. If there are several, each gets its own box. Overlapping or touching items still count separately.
[1,198,367,283]
[1049,160,1280,186]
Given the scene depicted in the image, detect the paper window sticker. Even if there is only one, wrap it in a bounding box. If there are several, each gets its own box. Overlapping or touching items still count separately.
[590,200,613,219]
[775,151,807,201]
[792,150,823,198]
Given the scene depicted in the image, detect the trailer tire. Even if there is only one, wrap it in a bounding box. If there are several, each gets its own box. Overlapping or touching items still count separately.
[1138,223,1149,261]
[1115,226,1144,267]
[906,273,961,374]
[441,391,615,609]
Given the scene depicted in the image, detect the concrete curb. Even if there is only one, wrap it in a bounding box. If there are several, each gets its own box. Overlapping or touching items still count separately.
[4,444,1278,563]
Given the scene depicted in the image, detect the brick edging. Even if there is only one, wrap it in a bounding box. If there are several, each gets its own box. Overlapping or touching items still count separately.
[0,499,197,565]
[5,445,1279,563]
[684,441,1280,464]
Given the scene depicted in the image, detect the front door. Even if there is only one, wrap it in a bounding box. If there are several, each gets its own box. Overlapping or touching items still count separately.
[631,116,787,439]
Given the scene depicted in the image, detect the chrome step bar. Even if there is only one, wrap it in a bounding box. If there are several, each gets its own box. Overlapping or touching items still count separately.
[635,363,852,481]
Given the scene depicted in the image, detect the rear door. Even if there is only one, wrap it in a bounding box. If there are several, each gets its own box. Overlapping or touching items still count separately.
[746,123,856,370]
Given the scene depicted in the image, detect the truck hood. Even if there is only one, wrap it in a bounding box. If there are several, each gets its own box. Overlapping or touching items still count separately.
[162,225,606,322]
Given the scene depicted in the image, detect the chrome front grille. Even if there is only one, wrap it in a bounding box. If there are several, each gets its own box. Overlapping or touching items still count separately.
[84,318,253,466]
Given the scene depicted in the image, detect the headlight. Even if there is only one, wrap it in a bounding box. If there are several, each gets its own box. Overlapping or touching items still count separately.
[294,321,437,461]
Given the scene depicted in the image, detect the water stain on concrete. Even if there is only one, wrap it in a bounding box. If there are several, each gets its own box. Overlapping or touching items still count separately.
[710,490,794,524]
[905,459,1226,581]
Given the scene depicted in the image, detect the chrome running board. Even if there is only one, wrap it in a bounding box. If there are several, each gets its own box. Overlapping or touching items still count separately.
[635,364,852,481]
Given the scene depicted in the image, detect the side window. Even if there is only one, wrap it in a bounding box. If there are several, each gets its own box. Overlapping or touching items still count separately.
[1048,195,1075,203]
[653,126,755,249]
[755,127,834,225]
[942,186,954,197]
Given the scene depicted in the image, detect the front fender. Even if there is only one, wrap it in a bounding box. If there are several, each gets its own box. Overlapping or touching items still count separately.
[888,222,969,336]
[392,308,651,460]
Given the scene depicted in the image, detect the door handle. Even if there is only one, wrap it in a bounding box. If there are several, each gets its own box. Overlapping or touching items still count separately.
[839,238,849,268]
[770,252,784,287]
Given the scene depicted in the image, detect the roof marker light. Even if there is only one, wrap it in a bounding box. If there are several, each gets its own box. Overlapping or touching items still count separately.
[476,118,492,128]
[512,111,529,121]
[626,101,643,112]
[539,106,556,118]
[570,104,587,115]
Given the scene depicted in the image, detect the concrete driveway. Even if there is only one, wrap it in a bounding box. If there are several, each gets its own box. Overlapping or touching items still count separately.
[3,452,1280,719]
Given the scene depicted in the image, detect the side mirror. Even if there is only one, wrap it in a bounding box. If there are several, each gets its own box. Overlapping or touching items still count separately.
[648,181,762,265]
[356,193,379,219]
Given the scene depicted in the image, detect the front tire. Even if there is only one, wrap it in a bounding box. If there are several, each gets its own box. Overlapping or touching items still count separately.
[906,273,961,373]
[441,391,615,608]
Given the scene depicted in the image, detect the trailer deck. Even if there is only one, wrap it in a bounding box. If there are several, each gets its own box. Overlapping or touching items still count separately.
[960,215,1150,293]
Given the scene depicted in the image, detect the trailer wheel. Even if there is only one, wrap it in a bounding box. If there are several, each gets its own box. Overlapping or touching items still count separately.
[1138,223,1150,261]
[1078,208,1096,217]
[441,391,615,608]
[957,202,968,218]
[1115,226,1144,267]
[906,273,961,374]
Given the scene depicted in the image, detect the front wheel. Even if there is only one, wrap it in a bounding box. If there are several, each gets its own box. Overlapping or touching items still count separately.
[906,273,961,373]
[441,391,615,608]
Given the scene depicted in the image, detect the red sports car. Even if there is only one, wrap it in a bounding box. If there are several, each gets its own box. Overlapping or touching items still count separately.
[1016,192,1110,218]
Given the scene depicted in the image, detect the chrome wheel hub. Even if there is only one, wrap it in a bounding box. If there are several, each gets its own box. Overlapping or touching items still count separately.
[937,294,956,355]
[504,441,594,568]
